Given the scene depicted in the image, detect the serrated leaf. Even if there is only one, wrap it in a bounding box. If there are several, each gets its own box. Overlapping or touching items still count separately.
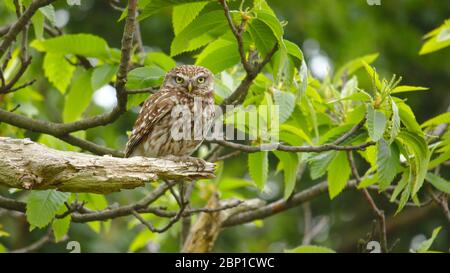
[279,124,312,145]
[248,18,277,56]
[274,151,299,199]
[145,52,176,71]
[170,10,228,56]
[31,34,111,59]
[139,0,214,21]
[126,65,166,90]
[40,5,56,25]
[309,151,336,180]
[63,69,93,122]
[333,53,379,85]
[26,190,70,229]
[273,90,295,124]
[425,173,450,194]
[327,151,351,199]
[31,10,45,39]
[390,169,410,203]
[52,215,71,242]
[396,100,422,134]
[367,104,386,142]
[248,151,268,190]
[284,39,303,63]
[285,245,335,253]
[377,139,401,190]
[43,52,76,94]
[421,112,450,128]
[196,36,241,74]
[172,2,208,35]
[390,100,400,142]
[397,130,431,196]
[91,64,117,91]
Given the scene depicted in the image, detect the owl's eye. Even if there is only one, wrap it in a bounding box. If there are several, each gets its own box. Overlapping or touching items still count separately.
[197,77,206,84]
[175,76,184,84]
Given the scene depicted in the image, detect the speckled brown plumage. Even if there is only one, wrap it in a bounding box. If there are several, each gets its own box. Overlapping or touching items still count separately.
[125,65,215,158]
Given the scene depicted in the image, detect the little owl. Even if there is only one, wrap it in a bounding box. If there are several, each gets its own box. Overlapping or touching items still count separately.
[124,65,215,161]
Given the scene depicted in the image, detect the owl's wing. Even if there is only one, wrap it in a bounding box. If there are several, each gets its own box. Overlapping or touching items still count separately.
[124,91,176,158]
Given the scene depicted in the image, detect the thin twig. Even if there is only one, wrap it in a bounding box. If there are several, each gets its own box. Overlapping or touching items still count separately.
[348,151,388,253]
[210,138,375,153]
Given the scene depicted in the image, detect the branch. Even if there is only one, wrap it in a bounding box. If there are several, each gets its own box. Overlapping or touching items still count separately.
[223,180,356,227]
[348,151,388,253]
[210,139,375,153]
[219,0,252,73]
[0,0,58,59]
[218,0,278,107]
[0,0,138,153]
[0,137,215,193]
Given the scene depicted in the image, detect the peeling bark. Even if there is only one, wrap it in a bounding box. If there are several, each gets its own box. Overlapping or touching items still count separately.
[0,137,215,193]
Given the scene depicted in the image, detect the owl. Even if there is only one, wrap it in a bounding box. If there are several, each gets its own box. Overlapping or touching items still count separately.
[124,65,215,160]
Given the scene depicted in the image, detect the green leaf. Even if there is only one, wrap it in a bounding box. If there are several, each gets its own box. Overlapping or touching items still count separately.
[421,112,450,128]
[26,190,70,229]
[63,69,93,122]
[397,130,431,196]
[40,5,56,25]
[327,151,351,199]
[396,100,422,134]
[333,53,379,85]
[425,173,450,194]
[248,18,277,56]
[91,64,117,91]
[256,11,283,44]
[43,53,76,94]
[284,39,303,63]
[129,229,157,252]
[145,52,177,71]
[389,100,400,142]
[377,139,401,190]
[429,149,450,169]
[391,85,429,94]
[390,169,410,203]
[32,34,111,59]
[196,36,241,74]
[52,215,71,242]
[285,245,335,253]
[367,104,386,142]
[172,2,209,35]
[420,19,450,55]
[309,151,336,180]
[126,65,166,90]
[248,151,268,190]
[415,227,442,253]
[279,124,312,145]
[273,90,295,124]
[170,10,228,56]
[31,9,45,39]
[273,151,300,199]
[139,0,214,21]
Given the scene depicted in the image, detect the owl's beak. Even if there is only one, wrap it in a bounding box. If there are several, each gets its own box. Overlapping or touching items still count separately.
[187,82,193,92]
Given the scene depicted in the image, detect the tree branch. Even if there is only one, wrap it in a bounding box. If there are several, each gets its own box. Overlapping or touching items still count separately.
[0,0,138,154]
[0,137,215,193]
[0,0,58,59]
[210,139,375,153]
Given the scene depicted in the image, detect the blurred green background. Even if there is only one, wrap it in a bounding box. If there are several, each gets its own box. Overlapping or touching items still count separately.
[0,0,448,253]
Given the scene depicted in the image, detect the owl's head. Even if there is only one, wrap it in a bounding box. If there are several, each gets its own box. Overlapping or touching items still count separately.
[163,65,214,97]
